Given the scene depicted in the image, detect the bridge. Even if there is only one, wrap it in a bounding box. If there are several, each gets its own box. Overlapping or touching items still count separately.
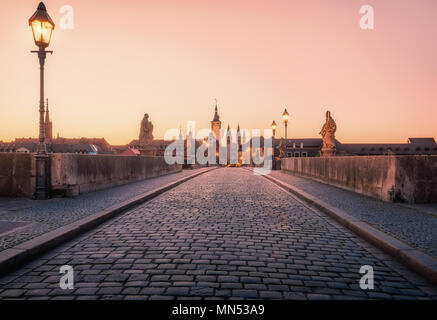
[0,167,436,300]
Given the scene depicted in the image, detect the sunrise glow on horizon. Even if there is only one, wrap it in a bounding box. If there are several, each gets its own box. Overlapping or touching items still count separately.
[1,0,436,145]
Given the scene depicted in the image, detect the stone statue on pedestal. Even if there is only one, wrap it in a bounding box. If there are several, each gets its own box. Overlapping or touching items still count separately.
[319,110,337,157]
[139,114,155,156]
[278,138,286,158]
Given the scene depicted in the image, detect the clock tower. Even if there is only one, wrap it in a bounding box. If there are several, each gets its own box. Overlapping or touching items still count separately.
[211,102,221,141]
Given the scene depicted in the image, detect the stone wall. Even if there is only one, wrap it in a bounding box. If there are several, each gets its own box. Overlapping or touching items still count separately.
[281,156,437,203]
[51,154,182,196]
[0,153,35,197]
[0,153,181,198]
[394,156,437,203]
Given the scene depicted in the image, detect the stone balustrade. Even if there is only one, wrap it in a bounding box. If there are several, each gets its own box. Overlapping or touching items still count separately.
[281,155,437,203]
[0,153,181,197]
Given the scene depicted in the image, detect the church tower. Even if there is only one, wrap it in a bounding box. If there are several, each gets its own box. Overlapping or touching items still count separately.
[211,102,221,141]
[44,98,53,142]
[237,123,241,146]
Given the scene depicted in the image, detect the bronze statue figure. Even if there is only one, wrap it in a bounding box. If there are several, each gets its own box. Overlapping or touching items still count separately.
[319,110,337,157]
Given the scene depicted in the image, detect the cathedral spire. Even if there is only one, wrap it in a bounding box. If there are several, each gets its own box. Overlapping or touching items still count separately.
[44,98,53,141]
[45,98,50,123]
[178,125,183,140]
[212,99,220,122]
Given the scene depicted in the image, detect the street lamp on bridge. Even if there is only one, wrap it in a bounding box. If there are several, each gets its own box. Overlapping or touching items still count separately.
[271,121,277,138]
[29,2,55,200]
[282,108,290,139]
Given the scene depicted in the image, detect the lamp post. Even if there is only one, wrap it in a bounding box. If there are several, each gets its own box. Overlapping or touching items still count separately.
[271,121,277,138]
[29,2,55,200]
[282,108,290,139]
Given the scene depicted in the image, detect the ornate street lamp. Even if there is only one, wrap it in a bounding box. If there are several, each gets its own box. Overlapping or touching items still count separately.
[271,121,277,138]
[282,108,290,139]
[29,2,55,200]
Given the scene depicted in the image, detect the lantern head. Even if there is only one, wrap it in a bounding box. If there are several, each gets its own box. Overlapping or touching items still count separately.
[29,2,55,48]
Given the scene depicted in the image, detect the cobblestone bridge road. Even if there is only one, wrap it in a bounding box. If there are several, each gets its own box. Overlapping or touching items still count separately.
[1,168,436,300]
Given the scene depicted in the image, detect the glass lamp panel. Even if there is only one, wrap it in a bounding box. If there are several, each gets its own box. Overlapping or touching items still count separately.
[42,21,53,45]
[31,20,42,43]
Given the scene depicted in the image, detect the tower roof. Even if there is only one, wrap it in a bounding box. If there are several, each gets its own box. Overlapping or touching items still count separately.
[212,103,220,122]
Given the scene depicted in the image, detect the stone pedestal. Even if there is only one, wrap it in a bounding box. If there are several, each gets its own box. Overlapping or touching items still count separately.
[140,144,156,156]
[34,153,51,200]
[321,147,336,157]
[273,157,282,170]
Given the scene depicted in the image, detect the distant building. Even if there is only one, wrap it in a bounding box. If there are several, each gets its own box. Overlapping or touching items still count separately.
[51,137,112,153]
[337,138,437,156]
[0,100,113,155]
[211,103,221,141]
[117,138,205,158]
[119,148,141,156]
[15,147,32,153]
[272,137,437,157]
[273,139,323,158]
[0,139,105,154]
[1,135,112,155]
[0,140,38,153]
[4,99,435,160]
[122,139,174,157]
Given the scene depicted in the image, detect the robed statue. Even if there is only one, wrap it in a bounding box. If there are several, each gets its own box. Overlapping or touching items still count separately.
[139,113,155,155]
[139,114,154,143]
[319,110,337,157]
[278,138,286,158]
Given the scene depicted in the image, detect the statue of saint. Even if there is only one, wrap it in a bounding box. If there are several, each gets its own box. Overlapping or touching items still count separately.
[139,114,155,155]
[319,110,337,156]
[139,113,154,145]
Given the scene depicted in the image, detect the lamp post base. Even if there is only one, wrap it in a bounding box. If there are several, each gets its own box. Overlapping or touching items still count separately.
[34,153,51,200]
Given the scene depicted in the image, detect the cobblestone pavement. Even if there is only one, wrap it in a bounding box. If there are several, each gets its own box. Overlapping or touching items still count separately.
[0,168,209,252]
[0,168,436,300]
[268,171,437,259]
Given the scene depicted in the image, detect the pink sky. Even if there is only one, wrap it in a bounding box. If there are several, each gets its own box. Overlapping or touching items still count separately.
[0,0,436,145]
